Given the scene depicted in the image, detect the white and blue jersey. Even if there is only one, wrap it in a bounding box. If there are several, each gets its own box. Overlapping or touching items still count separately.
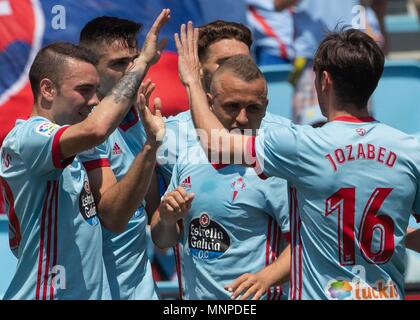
[293,0,360,59]
[166,143,290,300]
[157,110,292,186]
[92,107,158,300]
[252,116,420,300]
[0,117,111,300]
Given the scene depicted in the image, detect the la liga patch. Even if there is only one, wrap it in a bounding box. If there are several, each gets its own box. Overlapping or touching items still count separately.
[35,122,59,137]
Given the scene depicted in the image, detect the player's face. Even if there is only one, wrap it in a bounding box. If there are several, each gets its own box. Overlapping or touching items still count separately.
[201,39,250,92]
[209,71,267,135]
[95,40,139,99]
[53,59,100,125]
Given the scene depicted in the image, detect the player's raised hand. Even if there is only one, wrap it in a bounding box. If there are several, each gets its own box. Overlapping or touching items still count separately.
[174,21,200,87]
[160,187,195,226]
[137,8,170,66]
[136,79,156,113]
[136,81,165,146]
[225,272,271,301]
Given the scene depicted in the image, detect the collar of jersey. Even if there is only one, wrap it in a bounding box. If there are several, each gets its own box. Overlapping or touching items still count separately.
[332,115,376,123]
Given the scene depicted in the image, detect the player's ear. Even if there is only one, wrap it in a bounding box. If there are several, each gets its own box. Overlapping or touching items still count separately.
[322,71,332,92]
[40,78,57,102]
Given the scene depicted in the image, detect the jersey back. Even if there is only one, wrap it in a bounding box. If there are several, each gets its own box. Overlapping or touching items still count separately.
[254,117,420,300]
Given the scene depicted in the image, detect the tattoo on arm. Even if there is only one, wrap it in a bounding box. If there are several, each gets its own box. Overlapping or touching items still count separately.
[109,71,142,104]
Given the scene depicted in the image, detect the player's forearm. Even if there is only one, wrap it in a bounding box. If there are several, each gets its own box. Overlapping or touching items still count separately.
[260,244,291,286]
[88,59,149,141]
[187,80,224,134]
[406,227,420,253]
[150,212,182,249]
[145,172,161,224]
[187,81,248,165]
[98,141,158,232]
[274,0,298,11]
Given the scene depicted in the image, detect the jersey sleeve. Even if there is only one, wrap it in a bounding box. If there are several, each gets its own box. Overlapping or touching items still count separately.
[18,120,74,177]
[249,124,301,182]
[265,178,290,236]
[78,140,111,172]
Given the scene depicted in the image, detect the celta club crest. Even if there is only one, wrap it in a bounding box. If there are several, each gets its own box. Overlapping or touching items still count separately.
[231,177,246,202]
[0,0,45,106]
[199,213,210,227]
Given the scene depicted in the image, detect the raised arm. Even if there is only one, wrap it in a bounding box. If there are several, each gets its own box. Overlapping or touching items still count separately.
[59,9,171,159]
[174,22,252,166]
[88,82,165,232]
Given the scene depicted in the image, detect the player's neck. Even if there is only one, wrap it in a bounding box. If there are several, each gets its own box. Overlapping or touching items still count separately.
[328,102,370,122]
[31,103,55,123]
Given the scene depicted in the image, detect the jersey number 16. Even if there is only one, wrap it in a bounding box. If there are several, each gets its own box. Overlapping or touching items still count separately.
[325,188,394,266]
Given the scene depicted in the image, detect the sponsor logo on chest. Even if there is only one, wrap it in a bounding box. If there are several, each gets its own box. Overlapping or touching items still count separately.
[188,213,230,260]
[79,175,99,226]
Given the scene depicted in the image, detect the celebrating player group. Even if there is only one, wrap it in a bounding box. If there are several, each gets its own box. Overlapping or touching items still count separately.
[1,7,420,300]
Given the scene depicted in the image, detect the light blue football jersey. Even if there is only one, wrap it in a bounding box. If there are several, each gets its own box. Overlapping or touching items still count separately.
[157,110,292,186]
[166,143,290,300]
[0,117,111,300]
[253,116,420,300]
[91,107,158,300]
[293,0,360,58]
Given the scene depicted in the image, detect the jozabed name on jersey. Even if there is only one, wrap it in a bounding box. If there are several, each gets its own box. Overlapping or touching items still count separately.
[325,143,397,172]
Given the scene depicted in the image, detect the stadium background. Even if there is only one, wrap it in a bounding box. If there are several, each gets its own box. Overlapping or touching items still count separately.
[0,0,420,299]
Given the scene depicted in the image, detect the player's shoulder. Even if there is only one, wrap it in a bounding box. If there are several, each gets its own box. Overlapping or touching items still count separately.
[3,117,57,150]
[376,123,420,148]
[164,109,192,125]
[262,121,313,141]
[261,112,292,128]
[18,116,58,136]
[176,142,204,168]
[164,110,193,139]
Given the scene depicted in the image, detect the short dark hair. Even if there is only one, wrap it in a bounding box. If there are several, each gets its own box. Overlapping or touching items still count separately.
[79,16,141,52]
[198,20,253,62]
[216,54,264,82]
[211,55,266,94]
[29,42,98,97]
[313,29,385,107]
